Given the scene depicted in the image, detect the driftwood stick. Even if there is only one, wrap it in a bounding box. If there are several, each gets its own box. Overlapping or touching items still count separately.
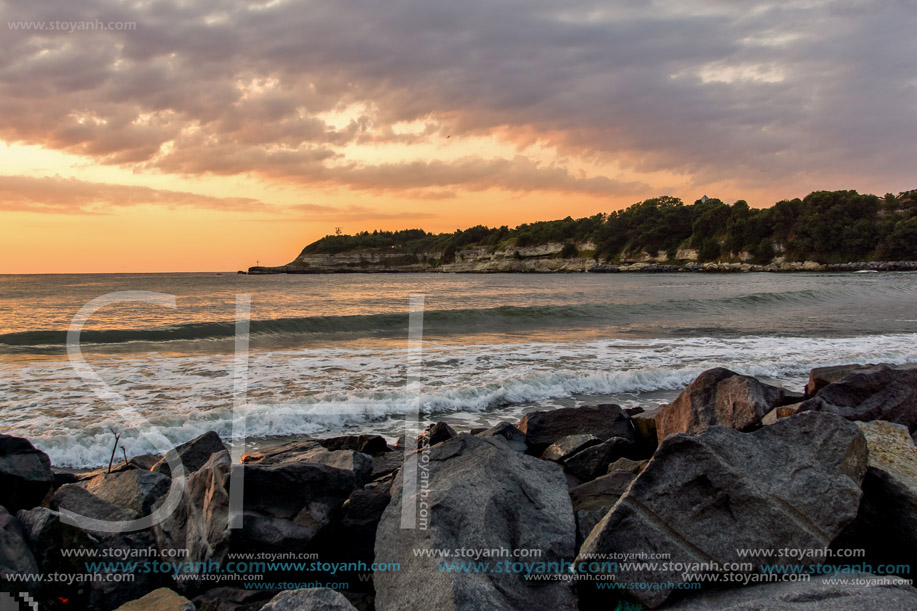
[107,428,121,474]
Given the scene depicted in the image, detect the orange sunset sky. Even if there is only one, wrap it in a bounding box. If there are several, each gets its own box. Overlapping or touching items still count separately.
[1,0,914,273]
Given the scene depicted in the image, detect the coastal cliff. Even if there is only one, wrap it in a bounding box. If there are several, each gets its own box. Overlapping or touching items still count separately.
[248,188,917,274]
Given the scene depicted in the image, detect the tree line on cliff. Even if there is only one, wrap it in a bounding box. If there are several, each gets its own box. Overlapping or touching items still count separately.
[300,189,917,264]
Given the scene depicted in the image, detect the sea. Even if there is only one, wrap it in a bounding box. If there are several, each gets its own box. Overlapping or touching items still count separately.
[1,271,915,468]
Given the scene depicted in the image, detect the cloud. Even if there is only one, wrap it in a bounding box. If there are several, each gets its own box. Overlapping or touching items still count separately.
[1,0,915,199]
[0,174,270,213]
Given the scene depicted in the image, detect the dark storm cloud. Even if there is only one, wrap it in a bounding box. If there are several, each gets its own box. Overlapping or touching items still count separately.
[1,0,914,197]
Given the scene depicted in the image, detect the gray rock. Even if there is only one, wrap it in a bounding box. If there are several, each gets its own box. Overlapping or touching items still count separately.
[798,363,917,432]
[0,434,54,512]
[805,363,873,397]
[577,412,867,608]
[0,505,39,586]
[656,368,786,441]
[52,483,140,523]
[151,431,228,477]
[664,572,917,610]
[261,588,356,610]
[80,469,172,517]
[476,421,528,452]
[563,437,636,482]
[541,434,601,462]
[518,404,635,454]
[374,434,577,611]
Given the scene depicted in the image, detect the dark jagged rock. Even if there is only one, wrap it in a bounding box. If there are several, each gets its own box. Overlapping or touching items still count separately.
[16,507,95,582]
[261,588,357,610]
[0,434,54,512]
[805,364,873,397]
[369,451,403,482]
[475,421,528,452]
[798,363,917,432]
[319,434,391,455]
[310,488,390,591]
[541,434,601,462]
[577,412,867,608]
[518,404,635,455]
[630,415,659,458]
[151,431,228,477]
[249,441,373,487]
[0,505,39,587]
[562,437,637,483]
[655,368,786,441]
[374,434,577,611]
[570,471,637,546]
[664,572,917,610]
[832,421,917,569]
[423,422,457,446]
[154,450,357,590]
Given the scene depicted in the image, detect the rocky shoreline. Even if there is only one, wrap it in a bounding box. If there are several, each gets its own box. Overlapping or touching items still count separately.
[3,363,917,610]
[246,260,917,274]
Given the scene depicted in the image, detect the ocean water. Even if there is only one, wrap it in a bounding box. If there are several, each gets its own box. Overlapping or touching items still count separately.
[1,271,916,467]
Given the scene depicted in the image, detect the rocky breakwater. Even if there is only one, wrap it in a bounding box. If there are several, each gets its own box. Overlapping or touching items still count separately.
[3,363,917,610]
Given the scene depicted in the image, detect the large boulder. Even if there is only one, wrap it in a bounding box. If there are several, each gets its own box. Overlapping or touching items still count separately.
[518,404,634,454]
[260,588,357,610]
[577,412,867,608]
[374,434,577,611]
[80,470,172,517]
[0,505,39,587]
[664,572,917,610]
[798,363,917,432]
[51,484,140,523]
[113,588,195,611]
[805,363,873,397]
[0,434,54,512]
[151,431,228,477]
[655,368,786,441]
[251,441,373,487]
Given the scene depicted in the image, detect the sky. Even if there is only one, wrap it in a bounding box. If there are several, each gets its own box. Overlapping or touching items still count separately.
[1,0,915,273]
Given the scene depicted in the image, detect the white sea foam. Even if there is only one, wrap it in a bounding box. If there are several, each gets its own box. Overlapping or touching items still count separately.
[2,333,916,467]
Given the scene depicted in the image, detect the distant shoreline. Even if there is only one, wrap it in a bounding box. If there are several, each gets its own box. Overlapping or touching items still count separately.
[245,260,917,274]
